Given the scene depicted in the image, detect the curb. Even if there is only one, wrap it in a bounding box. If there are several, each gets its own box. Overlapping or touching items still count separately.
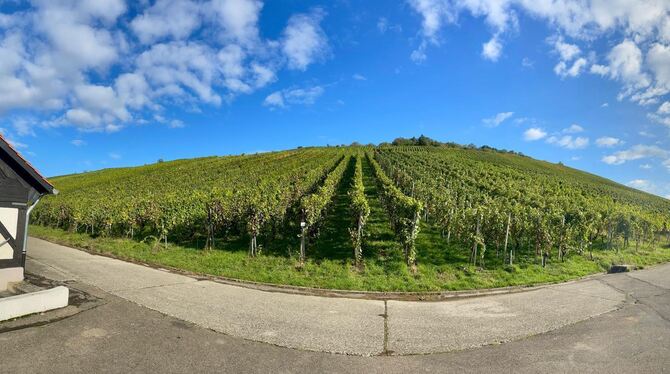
[29,236,618,302]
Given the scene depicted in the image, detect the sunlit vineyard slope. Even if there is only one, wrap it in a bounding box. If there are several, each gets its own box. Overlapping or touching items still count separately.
[31,142,670,291]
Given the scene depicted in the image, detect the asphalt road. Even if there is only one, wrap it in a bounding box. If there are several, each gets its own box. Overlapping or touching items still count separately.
[23,237,631,355]
[1,271,669,373]
[0,238,668,373]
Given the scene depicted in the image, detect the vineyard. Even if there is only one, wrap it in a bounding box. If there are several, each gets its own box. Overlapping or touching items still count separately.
[30,143,670,291]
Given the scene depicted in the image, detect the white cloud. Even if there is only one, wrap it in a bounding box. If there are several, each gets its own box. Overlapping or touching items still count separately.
[648,112,670,127]
[408,0,455,41]
[10,117,36,137]
[376,17,401,34]
[647,43,670,90]
[130,0,202,44]
[651,100,670,126]
[263,86,324,108]
[523,127,547,141]
[263,92,284,108]
[482,36,502,61]
[602,144,669,165]
[563,124,584,133]
[659,101,670,114]
[606,40,650,89]
[554,38,581,61]
[551,36,587,78]
[377,17,389,33]
[405,1,670,116]
[601,102,609,108]
[547,135,589,149]
[282,10,329,71]
[108,152,121,160]
[596,136,624,148]
[410,42,428,63]
[640,163,652,169]
[625,178,670,198]
[71,139,86,146]
[627,179,652,191]
[209,0,263,45]
[352,74,367,81]
[521,57,534,68]
[554,57,587,78]
[483,111,514,127]
[0,1,329,135]
[168,119,185,128]
[4,136,27,149]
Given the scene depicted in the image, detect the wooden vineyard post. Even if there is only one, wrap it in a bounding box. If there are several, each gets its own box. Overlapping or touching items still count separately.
[354,214,363,267]
[559,215,565,262]
[205,205,213,251]
[504,213,511,266]
[471,213,481,266]
[300,220,306,265]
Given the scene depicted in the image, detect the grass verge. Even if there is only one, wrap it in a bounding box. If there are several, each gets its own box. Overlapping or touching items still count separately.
[29,225,670,293]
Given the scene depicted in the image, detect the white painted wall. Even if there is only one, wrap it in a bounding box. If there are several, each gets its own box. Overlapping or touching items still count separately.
[0,267,23,291]
[0,207,18,260]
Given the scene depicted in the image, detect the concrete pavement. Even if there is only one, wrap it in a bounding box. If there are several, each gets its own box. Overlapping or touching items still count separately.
[2,264,669,373]
[22,237,651,356]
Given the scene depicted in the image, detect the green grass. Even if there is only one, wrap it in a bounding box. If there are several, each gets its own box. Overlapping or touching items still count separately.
[30,224,670,292]
[28,156,670,293]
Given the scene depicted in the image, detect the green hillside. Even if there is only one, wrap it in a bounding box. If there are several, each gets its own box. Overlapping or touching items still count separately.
[31,143,670,291]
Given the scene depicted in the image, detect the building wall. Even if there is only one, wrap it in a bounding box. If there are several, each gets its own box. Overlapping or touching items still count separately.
[0,207,18,260]
[0,267,23,291]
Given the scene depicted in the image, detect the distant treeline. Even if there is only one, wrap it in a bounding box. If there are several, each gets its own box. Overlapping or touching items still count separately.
[379,135,527,157]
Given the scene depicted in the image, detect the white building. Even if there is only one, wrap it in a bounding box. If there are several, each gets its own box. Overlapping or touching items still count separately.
[0,135,56,291]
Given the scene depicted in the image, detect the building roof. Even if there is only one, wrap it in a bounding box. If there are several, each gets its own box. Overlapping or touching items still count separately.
[0,134,56,195]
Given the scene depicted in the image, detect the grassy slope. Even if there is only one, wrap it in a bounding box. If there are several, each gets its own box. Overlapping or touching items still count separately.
[30,146,670,292]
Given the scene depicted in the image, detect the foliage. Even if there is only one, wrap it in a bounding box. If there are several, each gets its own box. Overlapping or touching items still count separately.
[348,154,370,266]
[367,152,423,266]
[32,142,670,277]
[374,146,670,267]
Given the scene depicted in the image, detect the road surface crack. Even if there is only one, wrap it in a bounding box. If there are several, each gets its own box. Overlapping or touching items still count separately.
[381,300,390,355]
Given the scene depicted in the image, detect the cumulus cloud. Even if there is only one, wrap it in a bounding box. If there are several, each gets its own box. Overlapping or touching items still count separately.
[131,0,202,44]
[596,136,624,148]
[551,36,587,78]
[483,111,513,127]
[282,10,329,71]
[651,100,670,126]
[627,179,651,189]
[405,0,670,121]
[659,101,670,114]
[523,127,547,141]
[554,57,588,78]
[0,0,329,134]
[209,0,263,45]
[563,124,584,133]
[602,144,669,165]
[263,92,285,108]
[377,17,402,34]
[263,86,324,108]
[407,0,669,61]
[626,179,670,197]
[482,36,502,61]
[546,135,589,149]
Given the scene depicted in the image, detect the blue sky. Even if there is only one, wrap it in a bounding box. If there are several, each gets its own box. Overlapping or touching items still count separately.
[1,1,670,198]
